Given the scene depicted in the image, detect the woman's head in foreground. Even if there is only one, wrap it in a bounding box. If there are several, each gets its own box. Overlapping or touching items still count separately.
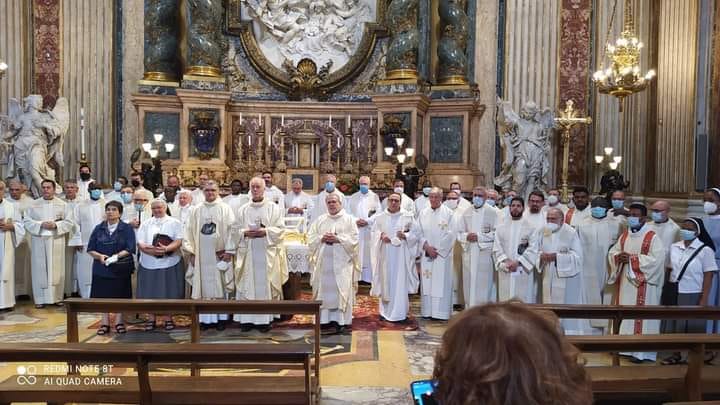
[433,301,592,405]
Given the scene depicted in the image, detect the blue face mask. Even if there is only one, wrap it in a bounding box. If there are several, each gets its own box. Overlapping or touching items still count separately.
[113,182,122,192]
[611,199,624,210]
[486,199,496,207]
[422,187,431,196]
[121,193,132,204]
[325,182,335,193]
[628,216,642,230]
[591,206,607,219]
[134,203,144,212]
[504,197,513,206]
[679,229,697,241]
[651,211,665,223]
[472,196,484,207]
[359,184,369,194]
[90,189,102,200]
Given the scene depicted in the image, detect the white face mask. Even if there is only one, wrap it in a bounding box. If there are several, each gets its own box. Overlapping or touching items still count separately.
[546,222,560,233]
[547,195,559,205]
[704,202,718,215]
[393,187,404,194]
[445,199,458,210]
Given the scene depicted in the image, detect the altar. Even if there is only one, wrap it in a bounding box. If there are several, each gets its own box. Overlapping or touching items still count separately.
[131,0,488,194]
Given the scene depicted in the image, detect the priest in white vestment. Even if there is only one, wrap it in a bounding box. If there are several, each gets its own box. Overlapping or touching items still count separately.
[537,208,588,335]
[647,200,681,332]
[67,183,106,298]
[223,179,250,214]
[8,181,33,297]
[183,181,235,330]
[62,179,82,296]
[524,191,548,229]
[578,198,622,331]
[284,178,314,232]
[455,187,501,307]
[608,203,666,361]
[129,172,154,201]
[545,188,568,214]
[444,190,466,307]
[347,176,381,283]
[190,173,209,206]
[228,177,287,330]
[493,197,540,303]
[23,180,76,307]
[122,189,152,232]
[370,192,419,322]
[418,188,456,320]
[169,190,195,227]
[77,164,94,201]
[104,176,127,203]
[308,194,359,332]
[381,179,416,216]
[449,182,472,212]
[257,172,286,212]
[609,190,629,227]
[564,187,591,228]
[311,174,345,223]
[414,183,432,217]
[0,181,26,310]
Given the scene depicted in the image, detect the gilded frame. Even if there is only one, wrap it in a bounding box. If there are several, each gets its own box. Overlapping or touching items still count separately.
[226,0,388,94]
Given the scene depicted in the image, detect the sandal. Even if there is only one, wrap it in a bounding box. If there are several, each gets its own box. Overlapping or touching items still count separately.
[164,320,175,331]
[661,354,682,365]
[144,321,156,331]
[96,325,110,336]
[115,323,127,334]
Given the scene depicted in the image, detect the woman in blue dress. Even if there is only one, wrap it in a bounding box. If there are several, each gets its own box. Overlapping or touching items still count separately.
[86,200,136,335]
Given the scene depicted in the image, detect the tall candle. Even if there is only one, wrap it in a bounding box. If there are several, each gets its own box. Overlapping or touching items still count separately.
[356,137,360,149]
[329,115,332,126]
[80,107,85,154]
[281,115,285,126]
[239,112,243,124]
[258,113,262,125]
[247,135,252,146]
[346,115,351,128]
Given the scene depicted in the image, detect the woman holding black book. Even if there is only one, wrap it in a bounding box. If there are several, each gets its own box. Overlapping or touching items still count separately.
[136,199,184,331]
[86,201,136,335]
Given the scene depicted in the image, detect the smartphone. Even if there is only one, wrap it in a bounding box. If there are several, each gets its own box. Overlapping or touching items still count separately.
[410,379,439,405]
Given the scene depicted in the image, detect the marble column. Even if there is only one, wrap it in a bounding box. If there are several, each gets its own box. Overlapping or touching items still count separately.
[184,0,223,78]
[32,0,61,108]
[143,0,179,82]
[473,0,497,185]
[437,0,469,85]
[385,0,420,80]
[557,0,592,187]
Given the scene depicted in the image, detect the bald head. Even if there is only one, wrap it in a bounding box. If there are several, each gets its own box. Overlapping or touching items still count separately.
[250,176,265,201]
[650,200,671,223]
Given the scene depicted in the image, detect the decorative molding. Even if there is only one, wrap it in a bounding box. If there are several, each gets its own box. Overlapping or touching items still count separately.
[558,0,592,187]
[33,0,61,108]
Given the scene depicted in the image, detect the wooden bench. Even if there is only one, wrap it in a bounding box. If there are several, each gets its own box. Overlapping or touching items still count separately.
[568,334,720,401]
[0,342,313,404]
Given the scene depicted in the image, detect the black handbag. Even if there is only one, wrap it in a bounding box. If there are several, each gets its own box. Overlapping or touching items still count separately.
[661,245,706,306]
[108,254,135,275]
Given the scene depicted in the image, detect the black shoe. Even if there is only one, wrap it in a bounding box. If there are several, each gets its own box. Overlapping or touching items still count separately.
[335,325,346,334]
[240,323,253,332]
[256,324,271,333]
[200,323,210,331]
[215,321,226,331]
[358,281,371,286]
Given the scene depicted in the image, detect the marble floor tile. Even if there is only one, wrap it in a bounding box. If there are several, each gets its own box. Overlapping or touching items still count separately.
[320,386,413,404]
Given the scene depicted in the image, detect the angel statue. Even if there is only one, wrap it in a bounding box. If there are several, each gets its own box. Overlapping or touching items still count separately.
[2,95,69,197]
[494,98,555,201]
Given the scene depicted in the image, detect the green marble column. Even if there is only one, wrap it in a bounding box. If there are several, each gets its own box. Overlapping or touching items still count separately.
[184,0,223,78]
[385,0,420,80]
[143,0,180,82]
[437,0,469,85]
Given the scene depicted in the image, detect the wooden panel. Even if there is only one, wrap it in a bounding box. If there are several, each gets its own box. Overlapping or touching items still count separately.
[60,0,115,183]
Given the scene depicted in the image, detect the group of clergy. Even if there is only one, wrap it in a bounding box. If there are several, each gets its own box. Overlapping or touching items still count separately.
[0,166,691,343]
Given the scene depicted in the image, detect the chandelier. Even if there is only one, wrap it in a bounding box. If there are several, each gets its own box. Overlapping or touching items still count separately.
[592,0,655,112]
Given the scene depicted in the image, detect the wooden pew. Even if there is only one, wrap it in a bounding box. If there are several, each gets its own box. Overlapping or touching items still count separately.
[63,299,322,400]
[0,342,313,404]
[568,334,720,401]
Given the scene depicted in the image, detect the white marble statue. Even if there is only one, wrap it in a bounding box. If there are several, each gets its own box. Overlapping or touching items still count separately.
[2,95,69,198]
[242,0,374,72]
[494,99,554,202]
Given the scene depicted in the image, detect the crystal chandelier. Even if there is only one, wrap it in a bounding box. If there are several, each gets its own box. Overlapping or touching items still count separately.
[592,0,655,112]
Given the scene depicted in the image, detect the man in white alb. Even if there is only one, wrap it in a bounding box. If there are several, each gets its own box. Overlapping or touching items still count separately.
[308,194,359,333]
[190,173,209,206]
[61,179,82,296]
[285,178,314,229]
[77,164,94,201]
[311,174,345,222]
[381,179,415,216]
[347,176,381,284]
[524,190,547,229]
[0,181,25,310]
[258,171,286,212]
[229,177,287,331]
[564,186,591,229]
[8,180,33,298]
[67,182,106,298]
[449,182,472,212]
[223,179,250,214]
[414,181,432,216]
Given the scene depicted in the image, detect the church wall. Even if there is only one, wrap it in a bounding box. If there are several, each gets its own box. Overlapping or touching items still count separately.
[60,0,115,183]
[0,0,32,116]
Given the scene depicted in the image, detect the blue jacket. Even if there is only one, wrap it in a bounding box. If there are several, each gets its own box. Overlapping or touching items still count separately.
[86,221,136,279]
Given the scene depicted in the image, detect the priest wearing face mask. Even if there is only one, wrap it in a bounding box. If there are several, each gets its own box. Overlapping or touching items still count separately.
[61,179,82,296]
[130,171,154,201]
[609,190,629,226]
[647,200,681,324]
[348,176,381,284]
[449,182,472,212]
[105,176,127,203]
[67,182,106,298]
[500,190,518,220]
[537,208,588,335]
[445,190,466,307]
[485,189,502,214]
[702,187,720,334]
[312,174,345,223]
[578,197,621,332]
[493,197,540,303]
[545,188,568,214]
[607,203,666,362]
[564,186,591,229]
[414,181,432,215]
[124,191,152,234]
[455,187,501,306]
[77,164,94,201]
[308,194,359,333]
[382,179,416,216]
[418,187,456,320]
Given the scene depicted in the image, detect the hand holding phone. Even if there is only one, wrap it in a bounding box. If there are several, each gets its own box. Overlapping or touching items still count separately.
[410,380,439,405]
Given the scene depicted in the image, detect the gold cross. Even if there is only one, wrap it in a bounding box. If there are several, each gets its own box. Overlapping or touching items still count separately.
[422,269,432,279]
[554,100,592,203]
